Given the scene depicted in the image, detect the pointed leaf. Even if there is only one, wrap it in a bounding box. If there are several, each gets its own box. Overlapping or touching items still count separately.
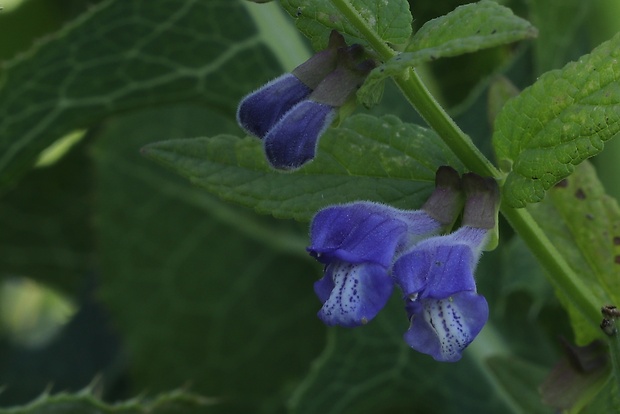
[142,114,464,221]
[493,32,620,207]
[279,0,412,49]
[358,0,536,105]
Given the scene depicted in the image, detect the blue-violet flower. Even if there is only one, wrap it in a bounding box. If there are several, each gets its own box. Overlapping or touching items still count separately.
[392,227,490,362]
[308,202,442,327]
[392,174,499,362]
[307,167,464,327]
[263,47,374,170]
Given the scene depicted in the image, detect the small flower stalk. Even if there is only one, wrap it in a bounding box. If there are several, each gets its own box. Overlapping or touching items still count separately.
[236,31,375,170]
[307,167,500,362]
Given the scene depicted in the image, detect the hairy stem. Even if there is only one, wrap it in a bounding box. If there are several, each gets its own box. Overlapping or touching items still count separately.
[329,0,601,327]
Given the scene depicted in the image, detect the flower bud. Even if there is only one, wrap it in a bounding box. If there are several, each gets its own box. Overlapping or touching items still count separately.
[236,31,346,139]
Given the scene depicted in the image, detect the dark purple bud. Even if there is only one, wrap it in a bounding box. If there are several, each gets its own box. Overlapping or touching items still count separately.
[263,100,335,170]
[236,31,346,139]
[236,74,312,139]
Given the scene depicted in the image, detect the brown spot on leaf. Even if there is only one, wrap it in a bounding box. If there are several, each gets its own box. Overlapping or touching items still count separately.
[614,236,620,245]
[575,188,586,199]
[615,255,620,264]
[555,179,569,188]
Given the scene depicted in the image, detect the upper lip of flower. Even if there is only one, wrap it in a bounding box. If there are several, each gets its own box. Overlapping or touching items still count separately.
[307,201,443,267]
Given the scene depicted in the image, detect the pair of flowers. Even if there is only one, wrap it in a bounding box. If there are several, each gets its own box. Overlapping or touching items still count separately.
[235,31,499,362]
[307,167,499,362]
[237,31,374,170]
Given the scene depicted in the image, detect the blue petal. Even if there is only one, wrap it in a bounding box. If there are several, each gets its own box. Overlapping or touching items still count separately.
[315,260,393,327]
[392,243,477,300]
[263,100,335,170]
[392,226,489,299]
[236,74,312,139]
[308,202,442,267]
[308,202,409,267]
[404,292,488,362]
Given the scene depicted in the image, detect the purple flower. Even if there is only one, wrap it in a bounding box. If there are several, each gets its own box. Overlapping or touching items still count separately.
[261,54,376,170]
[392,226,490,362]
[263,100,335,170]
[307,167,464,328]
[308,202,444,327]
[236,31,376,170]
[392,173,499,362]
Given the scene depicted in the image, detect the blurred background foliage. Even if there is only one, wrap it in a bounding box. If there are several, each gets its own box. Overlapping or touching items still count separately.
[0,0,619,413]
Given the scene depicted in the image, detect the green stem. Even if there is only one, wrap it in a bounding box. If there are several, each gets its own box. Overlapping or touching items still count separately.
[394,70,498,177]
[329,0,601,326]
[500,204,600,326]
[330,0,397,60]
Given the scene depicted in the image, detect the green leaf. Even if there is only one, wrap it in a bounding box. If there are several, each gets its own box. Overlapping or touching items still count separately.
[527,161,619,344]
[279,0,412,50]
[0,0,281,191]
[406,1,537,55]
[358,0,536,106]
[93,105,323,412]
[290,296,514,414]
[142,114,463,221]
[486,356,552,414]
[580,377,620,413]
[481,243,566,365]
[527,0,591,74]
[493,32,620,207]
[0,136,92,294]
[0,388,212,414]
[497,236,554,320]
[487,76,520,129]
